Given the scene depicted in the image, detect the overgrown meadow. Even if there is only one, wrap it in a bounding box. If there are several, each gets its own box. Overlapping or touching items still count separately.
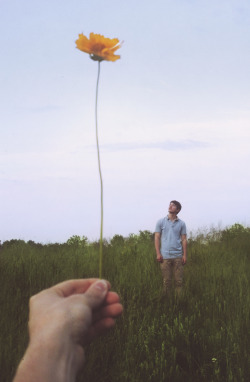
[0,224,249,382]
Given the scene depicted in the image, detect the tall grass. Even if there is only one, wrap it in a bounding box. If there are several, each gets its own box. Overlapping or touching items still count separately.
[0,226,249,382]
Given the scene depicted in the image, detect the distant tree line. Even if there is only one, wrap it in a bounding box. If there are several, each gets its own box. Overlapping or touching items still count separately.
[1,224,250,250]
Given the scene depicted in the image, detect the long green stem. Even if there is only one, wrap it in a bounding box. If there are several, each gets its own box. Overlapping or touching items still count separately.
[95,60,103,278]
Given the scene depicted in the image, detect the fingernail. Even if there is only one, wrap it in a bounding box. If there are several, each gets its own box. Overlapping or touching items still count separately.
[94,280,107,292]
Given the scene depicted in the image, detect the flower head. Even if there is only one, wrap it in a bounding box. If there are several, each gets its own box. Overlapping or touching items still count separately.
[75,33,122,62]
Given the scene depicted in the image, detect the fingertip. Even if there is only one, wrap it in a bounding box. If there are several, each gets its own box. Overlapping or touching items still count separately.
[93,279,108,292]
[83,280,109,309]
[105,291,121,304]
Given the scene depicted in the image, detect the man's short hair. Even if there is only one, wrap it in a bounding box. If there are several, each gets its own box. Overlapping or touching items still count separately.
[170,200,182,212]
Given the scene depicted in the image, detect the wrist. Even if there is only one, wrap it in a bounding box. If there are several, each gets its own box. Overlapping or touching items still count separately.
[14,337,82,382]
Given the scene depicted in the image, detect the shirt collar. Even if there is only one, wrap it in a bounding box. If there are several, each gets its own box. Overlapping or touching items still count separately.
[167,215,179,221]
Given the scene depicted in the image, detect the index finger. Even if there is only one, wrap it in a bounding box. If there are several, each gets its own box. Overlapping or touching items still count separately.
[52,279,111,298]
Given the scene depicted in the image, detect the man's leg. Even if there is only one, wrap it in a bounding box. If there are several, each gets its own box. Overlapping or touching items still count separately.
[160,260,172,294]
[173,258,184,296]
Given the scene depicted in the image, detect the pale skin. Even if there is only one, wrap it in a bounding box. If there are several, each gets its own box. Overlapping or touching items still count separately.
[13,279,123,382]
[155,202,187,264]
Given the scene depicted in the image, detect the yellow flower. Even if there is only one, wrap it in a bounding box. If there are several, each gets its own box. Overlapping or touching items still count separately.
[75,32,122,62]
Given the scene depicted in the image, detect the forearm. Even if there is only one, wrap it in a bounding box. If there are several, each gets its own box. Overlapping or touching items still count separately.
[182,239,187,257]
[154,237,161,256]
[13,339,81,382]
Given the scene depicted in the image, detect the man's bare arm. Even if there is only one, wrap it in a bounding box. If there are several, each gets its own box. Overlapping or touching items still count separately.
[155,232,163,262]
[181,234,187,264]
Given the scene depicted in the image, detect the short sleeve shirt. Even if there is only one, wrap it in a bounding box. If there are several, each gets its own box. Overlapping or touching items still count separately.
[155,216,187,259]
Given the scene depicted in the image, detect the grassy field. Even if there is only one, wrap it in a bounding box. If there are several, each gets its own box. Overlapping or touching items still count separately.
[0,224,249,382]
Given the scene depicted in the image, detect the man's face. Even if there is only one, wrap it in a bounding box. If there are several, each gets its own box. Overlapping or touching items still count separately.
[168,202,179,214]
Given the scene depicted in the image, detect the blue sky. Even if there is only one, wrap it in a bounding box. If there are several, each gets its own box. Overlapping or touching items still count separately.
[1,0,250,242]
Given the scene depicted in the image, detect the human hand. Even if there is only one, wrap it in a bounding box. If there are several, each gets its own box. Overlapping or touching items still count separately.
[156,254,163,263]
[182,255,187,265]
[14,279,123,382]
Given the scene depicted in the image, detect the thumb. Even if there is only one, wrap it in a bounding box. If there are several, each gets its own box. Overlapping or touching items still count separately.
[83,279,109,310]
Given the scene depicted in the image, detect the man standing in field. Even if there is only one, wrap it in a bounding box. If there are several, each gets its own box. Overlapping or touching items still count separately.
[155,200,187,295]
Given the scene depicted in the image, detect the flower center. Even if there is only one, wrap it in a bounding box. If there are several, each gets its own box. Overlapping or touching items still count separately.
[92,43,106,52]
